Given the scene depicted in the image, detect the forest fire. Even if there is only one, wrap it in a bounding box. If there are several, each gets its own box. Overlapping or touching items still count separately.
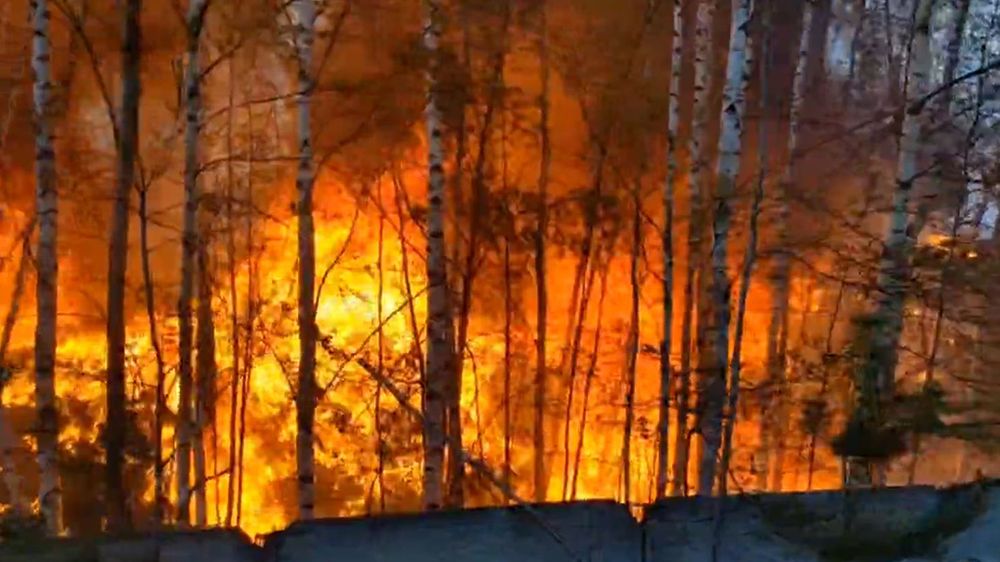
[2,0,998,543]
[0,167,845,537]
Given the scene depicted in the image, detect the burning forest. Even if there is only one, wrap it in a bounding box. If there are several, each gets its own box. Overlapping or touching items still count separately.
[1,0,1000,541]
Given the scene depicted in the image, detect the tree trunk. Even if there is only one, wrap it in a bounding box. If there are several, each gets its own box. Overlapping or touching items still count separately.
[177,0,209,525]
[534,0,551,504]
[910,29,981,485]
[139,184,168,525]
[375,207,386,511]
[759,0,815,493]
[721,4,769,534]
[0,398,21,516]
[560,251,598,499]
[293,0,318,521]
[560,148,605,500]
[807,271,846,490]
[713,12,768,555]
[676,0,714,498]
[570,265,608,501]
[32,0,61,536]
[656,0,682,501]
[225,56,240,529]
[422,0,454,511]
[503,237,513,498]
[809,0,832,89]
[842,0,867,103]
[696,0,753,497]
[106,0,141,532]
[393,173,426,386]
[847,0,934,488]
[500,99,513,497]
[236,103,257,528]
[940,0,969,114]
[449,6,510,508]
[194,212,217,527]
[621,181,642,505]
[0,223,32,517]
[881,0,900,107]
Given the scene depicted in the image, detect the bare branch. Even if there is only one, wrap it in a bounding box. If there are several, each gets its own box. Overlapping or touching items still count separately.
[909,58,1000,115]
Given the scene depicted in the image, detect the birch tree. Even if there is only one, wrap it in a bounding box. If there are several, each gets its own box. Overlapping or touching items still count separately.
[674,0,714,497]
[292,0,318,521]
[722,1,769,509]
[422,0,454,511]
[696,0,753,497]
[105,0,142,532]
[656,0,682,501]
[941,0,970,112]
[846,0,935,487]
[758,0,816,492]
[31,0,62,535]
[177,0,210,525]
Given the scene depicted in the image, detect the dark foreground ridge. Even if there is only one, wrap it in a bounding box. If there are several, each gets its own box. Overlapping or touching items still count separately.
[4,480,999,562]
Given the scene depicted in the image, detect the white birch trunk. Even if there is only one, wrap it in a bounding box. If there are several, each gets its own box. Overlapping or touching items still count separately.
[422,0,452,511]
[177,0,209,525]
[292,0,318,521]
[848,0,934,487]
[721,4,768,502]
[656,0,682,501]
[758,0,814,492]
[674,0,715,497]
[696,0,754,497]
[31,0,62,535]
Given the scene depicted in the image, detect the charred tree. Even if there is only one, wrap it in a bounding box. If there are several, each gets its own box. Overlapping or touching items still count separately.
[450,2,511,508]
[236,105,257,527]
[570,263,609,501]
[622,179,642,504]
[560,151,604,500]
[224,55,239,529]
[194,208,217,527]
[534,0,552,505]
[139,180,167,524]
[0,224,32,517]
[105,0,142,532]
